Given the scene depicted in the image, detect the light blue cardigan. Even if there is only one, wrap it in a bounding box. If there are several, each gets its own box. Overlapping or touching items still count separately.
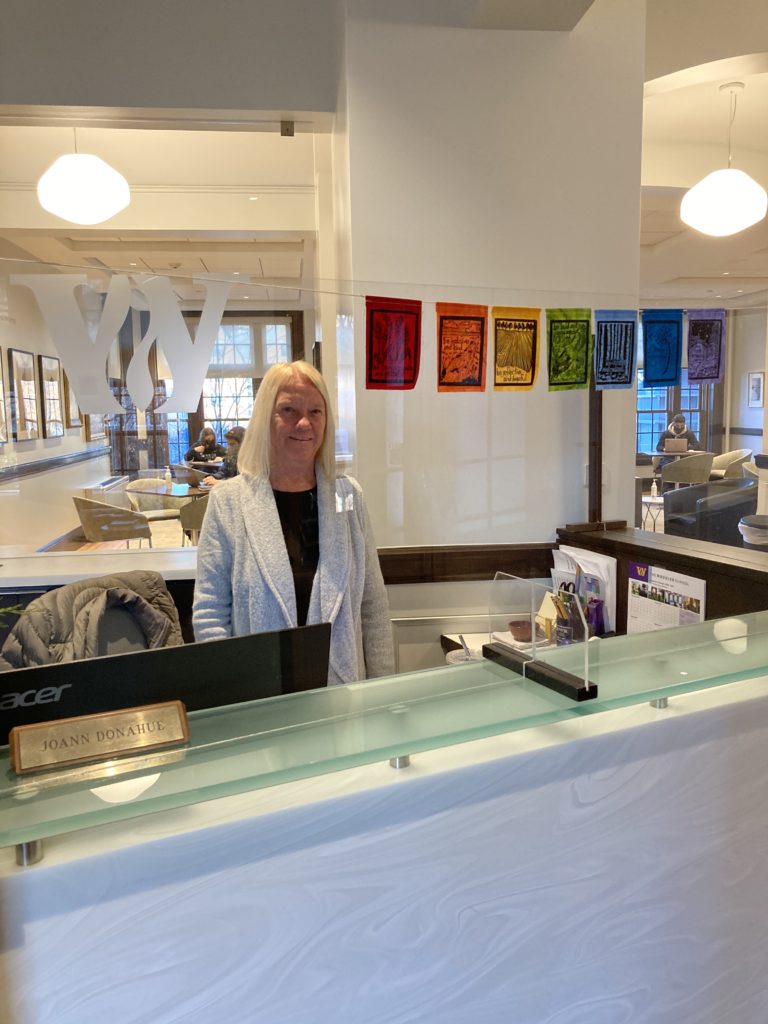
[192,468,394,685]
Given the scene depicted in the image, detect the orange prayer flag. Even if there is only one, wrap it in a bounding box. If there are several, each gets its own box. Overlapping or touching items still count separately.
[436,302,488,392]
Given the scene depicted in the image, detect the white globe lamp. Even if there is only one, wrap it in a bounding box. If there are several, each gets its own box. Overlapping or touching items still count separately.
[679,82,767,238]
[37,152,130,225]
[680,167,768,237]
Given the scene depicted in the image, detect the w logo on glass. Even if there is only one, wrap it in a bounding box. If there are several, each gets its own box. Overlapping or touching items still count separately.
[11,274,233,414]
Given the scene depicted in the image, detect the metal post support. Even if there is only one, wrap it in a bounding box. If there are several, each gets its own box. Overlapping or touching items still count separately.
[15,840,43,866]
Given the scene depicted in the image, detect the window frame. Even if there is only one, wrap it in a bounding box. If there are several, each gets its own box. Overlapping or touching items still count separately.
[636,368,716,453]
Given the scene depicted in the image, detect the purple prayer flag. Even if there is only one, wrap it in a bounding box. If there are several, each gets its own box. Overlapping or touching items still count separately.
[687,308,725,384]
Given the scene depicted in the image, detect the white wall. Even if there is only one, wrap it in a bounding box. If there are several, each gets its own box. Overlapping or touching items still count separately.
[0,279,116,550]
[0,0,645,552]
[0,279,98,467]
[729,307,767,450]
[341,0,644,545]
[0,455,112,553]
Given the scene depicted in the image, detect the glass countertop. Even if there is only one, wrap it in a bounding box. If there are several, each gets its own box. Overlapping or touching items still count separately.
[3,610,768,848]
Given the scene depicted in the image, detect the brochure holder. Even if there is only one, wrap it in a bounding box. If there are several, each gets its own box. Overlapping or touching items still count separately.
[483,572,597,701]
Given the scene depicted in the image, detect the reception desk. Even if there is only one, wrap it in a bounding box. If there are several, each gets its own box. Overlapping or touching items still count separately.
[3,614,768,1022]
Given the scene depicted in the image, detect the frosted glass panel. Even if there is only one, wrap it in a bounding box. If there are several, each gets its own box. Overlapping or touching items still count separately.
[4,611,768,849]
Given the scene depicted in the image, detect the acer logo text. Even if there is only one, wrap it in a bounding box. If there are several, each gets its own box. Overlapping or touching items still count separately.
[0,684,72,710]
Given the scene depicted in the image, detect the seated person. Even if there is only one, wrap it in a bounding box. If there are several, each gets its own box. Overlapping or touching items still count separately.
[203,425,245,485]
[185,426,226,463]
[656,413,701,469]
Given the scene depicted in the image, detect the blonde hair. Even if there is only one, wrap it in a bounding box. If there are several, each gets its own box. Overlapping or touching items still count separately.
[237,360,336,480]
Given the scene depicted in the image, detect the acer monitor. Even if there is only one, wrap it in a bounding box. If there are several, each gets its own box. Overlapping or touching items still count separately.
[0,623,331,746]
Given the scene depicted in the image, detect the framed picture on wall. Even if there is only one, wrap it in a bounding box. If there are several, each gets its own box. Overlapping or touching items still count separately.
[0,348,7,444]
[8,348,40,441]
[62,371,81,428]
[748,371,764,409]
[38,354,65,438]
[84,413,107,441]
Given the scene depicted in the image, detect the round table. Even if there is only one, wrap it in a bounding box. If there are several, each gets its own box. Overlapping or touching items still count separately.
[641,495,665,531]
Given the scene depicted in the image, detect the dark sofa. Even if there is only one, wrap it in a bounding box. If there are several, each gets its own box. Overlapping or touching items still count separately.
[663,478,757,547]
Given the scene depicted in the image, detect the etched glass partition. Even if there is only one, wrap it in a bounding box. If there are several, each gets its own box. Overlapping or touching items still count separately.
[488,572,547,650]
[536,611,768,704]
[487,573,591,694]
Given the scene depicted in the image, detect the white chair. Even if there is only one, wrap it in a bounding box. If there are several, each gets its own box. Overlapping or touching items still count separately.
[660,452,715,488]
[73,497,153,549]
[179,493,210,545]
[709,448,752,480]
[125,479,186,515]
[125,478,187,542]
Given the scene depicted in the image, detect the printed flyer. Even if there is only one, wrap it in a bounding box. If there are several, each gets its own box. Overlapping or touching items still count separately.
[627,562,706,634]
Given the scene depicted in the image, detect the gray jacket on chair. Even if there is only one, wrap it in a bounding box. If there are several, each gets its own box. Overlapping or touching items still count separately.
[192,469,395,685]
[0,570,183,670]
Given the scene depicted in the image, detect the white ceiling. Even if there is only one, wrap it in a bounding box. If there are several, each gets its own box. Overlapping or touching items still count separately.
[1,29,768,311]
[0,229,312,306]
[641,57,768,307]
[0,127,317,308]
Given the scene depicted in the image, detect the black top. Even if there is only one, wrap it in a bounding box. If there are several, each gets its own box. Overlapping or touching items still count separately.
[184,440,227,462]
[273,487,319,627]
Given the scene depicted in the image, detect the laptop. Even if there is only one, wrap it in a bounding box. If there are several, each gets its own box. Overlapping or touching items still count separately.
[664,437,688,453]
[0,623,331,745]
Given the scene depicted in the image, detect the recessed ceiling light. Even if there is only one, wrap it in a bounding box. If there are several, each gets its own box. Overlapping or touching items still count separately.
[248,196,259,201]
[242,295,250,299]
[233,271,240,275]
[129,262,137,267]
[723,271,730,275]
[737,289,744,293]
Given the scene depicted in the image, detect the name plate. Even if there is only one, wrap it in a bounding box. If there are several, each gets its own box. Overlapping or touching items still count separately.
[9,701,189,775]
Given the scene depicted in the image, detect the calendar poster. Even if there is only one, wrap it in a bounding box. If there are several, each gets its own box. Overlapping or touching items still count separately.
[627,562,706,634]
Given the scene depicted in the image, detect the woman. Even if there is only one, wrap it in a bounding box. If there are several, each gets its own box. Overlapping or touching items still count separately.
[184,426,226,463]
[192,361,394,685]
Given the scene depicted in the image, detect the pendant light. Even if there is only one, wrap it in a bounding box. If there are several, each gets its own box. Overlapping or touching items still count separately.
[680,82,767,237]
[37,128,130,225]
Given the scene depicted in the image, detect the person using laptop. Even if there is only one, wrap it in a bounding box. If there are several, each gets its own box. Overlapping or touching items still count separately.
[192,361,394,685]
[201,425,245,486]
[655,413,701,468]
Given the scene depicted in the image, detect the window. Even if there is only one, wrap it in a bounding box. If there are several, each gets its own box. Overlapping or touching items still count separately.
[197,317,293,438]
[263,323,290,366]
[166,412,190,465]
[203,377,254,440]
[636,369,708,452]
[210,324,254,368]
[179,313,300,453]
